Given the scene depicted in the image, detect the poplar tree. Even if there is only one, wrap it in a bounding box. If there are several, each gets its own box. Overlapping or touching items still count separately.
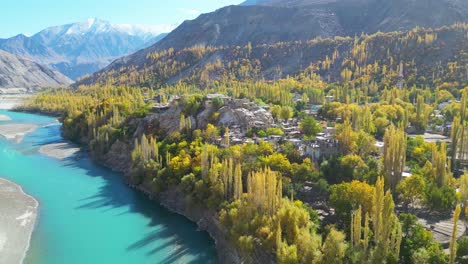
[336,119,357,154]
[383,125,407,192]
[449,205,461,264]
[432,142,449,187]
[233,164,243,200]
[201,144,209,179]
[371,176,402,259]
[351,206,362,247]
[451,115,462,168]
[247,168,282,215]
[223,127,230,147]
[179,113,186,132]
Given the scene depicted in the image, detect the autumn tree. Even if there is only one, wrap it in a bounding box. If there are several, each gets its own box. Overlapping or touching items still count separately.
[449,205,461,264]
[247,168,282,215]
[321,228,347,264]
[383,125,407,192]
[432,142,449,187]
[300,116,322,138]
[329,180,374,222]
[335,119,358,154]
[280,106,293,122]
[459,173,468,213]
[396,174,426,209]
[204,124,219,143]
[223,127,230,147]
[371,176,403,261]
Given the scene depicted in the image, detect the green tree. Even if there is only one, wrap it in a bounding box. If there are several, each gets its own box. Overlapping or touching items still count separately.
[456,237,468,263]
[340,154,368,181]
[399,213,446,264]
[300,116,322,138]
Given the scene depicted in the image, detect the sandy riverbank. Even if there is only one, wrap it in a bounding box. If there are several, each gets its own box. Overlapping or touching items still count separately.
[0,178,38,264]
[38,142,81,160]
[0,114,11,121]
[0,93,29,110]
[0,124,38,143]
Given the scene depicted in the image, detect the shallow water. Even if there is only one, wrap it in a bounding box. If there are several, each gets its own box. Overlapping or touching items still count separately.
[0,110,216,264]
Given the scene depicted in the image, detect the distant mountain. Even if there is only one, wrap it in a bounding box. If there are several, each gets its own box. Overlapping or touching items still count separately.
[0,50,71,89]
[0,18,171,80]
[76,0,467,87]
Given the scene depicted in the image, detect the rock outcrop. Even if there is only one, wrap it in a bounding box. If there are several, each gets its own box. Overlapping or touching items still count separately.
[137,96,274,137]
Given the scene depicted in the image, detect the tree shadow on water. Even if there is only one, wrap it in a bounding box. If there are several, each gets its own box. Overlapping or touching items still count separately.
[62,157,217,264]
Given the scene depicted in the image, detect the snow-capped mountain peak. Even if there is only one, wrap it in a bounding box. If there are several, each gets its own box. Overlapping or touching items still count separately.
[0,18,173,80]
[60,18,173,39]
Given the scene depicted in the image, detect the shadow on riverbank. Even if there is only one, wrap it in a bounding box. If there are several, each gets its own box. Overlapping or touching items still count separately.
[65,157,216,263]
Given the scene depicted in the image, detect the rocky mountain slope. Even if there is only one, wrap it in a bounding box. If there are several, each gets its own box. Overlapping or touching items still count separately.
[0,50,71,90]
[0,18,170,80]
[77,0,467,87]
[76,23,468,89]
[152,0,466,50]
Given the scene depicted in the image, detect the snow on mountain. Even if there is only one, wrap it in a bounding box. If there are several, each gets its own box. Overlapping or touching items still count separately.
[47,18,174,40]
[0,18,174,80]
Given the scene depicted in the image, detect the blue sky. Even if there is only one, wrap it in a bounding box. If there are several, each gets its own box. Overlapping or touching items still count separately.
[1,0,244,38]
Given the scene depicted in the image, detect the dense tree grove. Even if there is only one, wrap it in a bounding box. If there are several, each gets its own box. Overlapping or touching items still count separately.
[17,22,468,264]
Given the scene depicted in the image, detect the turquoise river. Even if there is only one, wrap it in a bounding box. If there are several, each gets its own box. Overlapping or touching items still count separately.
[0,110,216,264]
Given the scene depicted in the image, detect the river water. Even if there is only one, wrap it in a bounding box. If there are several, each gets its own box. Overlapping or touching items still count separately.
[0,110,216,264]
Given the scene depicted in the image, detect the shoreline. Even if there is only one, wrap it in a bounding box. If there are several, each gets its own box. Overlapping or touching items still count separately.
[0,178,38,264]
[38,142,81,160]
[0,94,30,110]
[10,108,244,263]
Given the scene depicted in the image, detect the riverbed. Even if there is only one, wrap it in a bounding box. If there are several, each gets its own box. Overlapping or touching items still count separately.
[0,110,216,264]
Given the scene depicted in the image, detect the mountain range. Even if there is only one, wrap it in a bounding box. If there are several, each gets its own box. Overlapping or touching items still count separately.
[0,18,170,80]
[77,0,468,87]
[1,0,467,89]
[0,50,71,90]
